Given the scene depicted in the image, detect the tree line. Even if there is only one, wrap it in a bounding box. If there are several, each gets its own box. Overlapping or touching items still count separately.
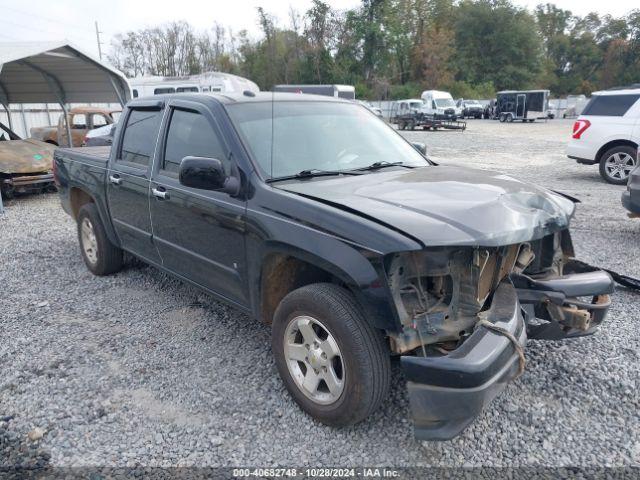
[108,0,640,100]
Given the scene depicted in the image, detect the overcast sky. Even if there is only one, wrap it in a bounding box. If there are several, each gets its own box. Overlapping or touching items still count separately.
[0,0,637,59]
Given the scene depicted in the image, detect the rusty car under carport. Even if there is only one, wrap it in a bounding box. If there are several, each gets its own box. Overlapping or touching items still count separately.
[0,120,56,199]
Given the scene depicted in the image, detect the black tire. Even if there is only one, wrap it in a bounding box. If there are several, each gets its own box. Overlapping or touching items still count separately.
[272,283,390,427]
[398,121,405,130]
[77,203,123,275]
[499,114,506,123]
[599,145,638,185]
[506,114,514,123]
[408,120,415,130]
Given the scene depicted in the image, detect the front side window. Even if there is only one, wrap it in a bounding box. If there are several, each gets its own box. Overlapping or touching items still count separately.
[227,101,428,179]
[582,94,640,116]
[119,109,163,167]
[92,114,108,127]
[162,109,226,176]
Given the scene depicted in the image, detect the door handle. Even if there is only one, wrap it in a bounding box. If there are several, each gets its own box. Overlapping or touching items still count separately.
[109,175,122,185]
[152,187,168,200]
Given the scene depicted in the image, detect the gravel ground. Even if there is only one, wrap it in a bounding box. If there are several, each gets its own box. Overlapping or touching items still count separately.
[1,119,639,471]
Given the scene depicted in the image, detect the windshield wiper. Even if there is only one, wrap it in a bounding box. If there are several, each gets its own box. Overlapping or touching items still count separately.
[266,169,363,184]
[353,161,414,172]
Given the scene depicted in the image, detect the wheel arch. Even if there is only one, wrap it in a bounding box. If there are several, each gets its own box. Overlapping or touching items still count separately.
[596,139,638,162]
[69,185,121,248]
[255,244,398,332]
[69,186,95,219]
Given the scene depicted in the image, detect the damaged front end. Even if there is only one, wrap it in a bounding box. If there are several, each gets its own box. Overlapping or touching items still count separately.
[385,230,614,440]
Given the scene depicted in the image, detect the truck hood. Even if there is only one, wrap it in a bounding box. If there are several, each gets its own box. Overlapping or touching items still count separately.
[0,139,56,174]
[276,166,576,247]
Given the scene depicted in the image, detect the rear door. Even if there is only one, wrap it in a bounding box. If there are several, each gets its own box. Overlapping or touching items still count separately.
[149,99,248,306]
[107,104,164,264]
[516,94,526,118]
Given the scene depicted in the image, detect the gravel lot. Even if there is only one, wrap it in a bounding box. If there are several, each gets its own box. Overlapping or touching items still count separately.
[1,119,639,470]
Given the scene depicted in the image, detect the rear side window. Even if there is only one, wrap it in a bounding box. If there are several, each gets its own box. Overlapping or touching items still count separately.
[119,109,163,167]
[154,87,175,95]
[582,94,640,116]
[162,109,226,176]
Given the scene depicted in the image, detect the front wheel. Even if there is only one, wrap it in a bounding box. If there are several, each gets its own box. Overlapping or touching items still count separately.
[272,283,390,427]
[599,145,637,185]
[77,203,123,275]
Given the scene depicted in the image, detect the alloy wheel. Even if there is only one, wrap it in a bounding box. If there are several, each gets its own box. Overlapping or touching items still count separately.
[283,315,345,405]
[604,152,636,181]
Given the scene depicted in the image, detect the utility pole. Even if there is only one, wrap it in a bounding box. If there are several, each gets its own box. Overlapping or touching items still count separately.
[95,21,103,60]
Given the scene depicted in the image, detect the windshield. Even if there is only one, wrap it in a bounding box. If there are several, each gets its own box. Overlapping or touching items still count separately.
[435,98,455,108]
[227,101,428,179]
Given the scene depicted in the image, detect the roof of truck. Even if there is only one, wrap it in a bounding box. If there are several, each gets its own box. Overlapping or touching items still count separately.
[592,87,640,96]
[130,92,353,107]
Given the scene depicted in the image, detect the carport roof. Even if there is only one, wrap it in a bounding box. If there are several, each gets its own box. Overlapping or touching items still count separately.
[0,41,130,105]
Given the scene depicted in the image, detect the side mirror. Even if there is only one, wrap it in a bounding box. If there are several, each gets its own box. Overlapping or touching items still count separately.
[179,156,239,195]
[412,142,427,156]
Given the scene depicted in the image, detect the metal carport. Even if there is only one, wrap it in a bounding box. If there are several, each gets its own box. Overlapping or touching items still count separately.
[0,41,130,145]
[0,41,130,212]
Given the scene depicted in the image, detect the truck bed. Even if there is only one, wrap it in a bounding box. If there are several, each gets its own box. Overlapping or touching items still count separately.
[58,146,111,164]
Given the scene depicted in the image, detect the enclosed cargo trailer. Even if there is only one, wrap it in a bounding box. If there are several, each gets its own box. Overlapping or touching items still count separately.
[496,89,550,123]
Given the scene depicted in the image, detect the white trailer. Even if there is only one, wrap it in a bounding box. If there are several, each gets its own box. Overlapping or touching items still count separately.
[130,72,259,98]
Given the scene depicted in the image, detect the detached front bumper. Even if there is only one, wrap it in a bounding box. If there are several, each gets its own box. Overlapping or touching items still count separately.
[400,266,614,441]
[401,282,525,441]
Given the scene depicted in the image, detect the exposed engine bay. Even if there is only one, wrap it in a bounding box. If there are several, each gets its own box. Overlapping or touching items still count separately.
[386,229,611,354]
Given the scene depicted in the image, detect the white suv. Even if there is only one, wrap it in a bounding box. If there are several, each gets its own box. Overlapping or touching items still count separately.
[567,87,640,184]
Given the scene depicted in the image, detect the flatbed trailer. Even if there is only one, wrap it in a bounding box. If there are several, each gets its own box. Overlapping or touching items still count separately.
[397,113,466,131]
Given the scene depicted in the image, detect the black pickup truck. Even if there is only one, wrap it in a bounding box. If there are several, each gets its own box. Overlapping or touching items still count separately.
[54,92,614,440]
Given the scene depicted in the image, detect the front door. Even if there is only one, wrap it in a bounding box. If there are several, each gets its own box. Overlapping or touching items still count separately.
[516,94,526,118]
[106,105,164,264]
[149,100,247,306]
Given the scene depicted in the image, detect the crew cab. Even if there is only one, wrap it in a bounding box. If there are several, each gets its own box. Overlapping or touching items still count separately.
[567,87,640,184]
[54,93,614,440]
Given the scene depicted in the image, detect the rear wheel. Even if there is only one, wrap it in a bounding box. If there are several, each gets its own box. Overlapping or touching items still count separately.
[77,203,123,275]
[272,283,390,427]
[599,145,637,185]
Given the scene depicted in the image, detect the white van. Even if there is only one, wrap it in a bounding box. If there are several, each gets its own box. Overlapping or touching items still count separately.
[420,90,462,120]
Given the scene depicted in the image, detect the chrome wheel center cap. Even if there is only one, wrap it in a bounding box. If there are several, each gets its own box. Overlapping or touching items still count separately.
[308,347,322,367]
